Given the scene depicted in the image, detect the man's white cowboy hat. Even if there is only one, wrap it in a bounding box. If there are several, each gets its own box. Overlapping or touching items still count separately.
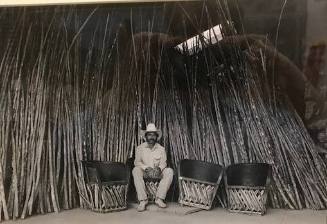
[140,123,162,140]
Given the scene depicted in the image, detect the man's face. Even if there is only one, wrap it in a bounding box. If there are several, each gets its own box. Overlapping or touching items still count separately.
[145,132,158,145]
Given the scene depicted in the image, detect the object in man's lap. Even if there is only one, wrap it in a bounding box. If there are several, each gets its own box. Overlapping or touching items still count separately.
[144,167,152,178]
[144,167,162,179]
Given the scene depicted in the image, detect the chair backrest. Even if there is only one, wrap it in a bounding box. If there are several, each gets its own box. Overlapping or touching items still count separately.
[179,159,223,183]
[82,161,129,182]
[226,163,271,187]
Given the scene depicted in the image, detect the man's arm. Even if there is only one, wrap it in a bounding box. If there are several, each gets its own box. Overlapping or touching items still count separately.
[134,147,148,170]
[158,148,167,170]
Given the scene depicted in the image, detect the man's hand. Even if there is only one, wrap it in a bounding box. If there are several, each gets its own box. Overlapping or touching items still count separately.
[143,167,162,179]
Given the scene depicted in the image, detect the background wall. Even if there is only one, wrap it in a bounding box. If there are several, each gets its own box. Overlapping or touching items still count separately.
[305,0,327,80]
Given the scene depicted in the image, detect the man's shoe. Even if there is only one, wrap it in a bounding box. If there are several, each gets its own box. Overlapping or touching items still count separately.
[155,198,167,208]
[137,200,148,212]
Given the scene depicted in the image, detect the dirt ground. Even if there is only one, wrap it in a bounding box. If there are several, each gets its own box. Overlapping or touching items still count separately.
[5,203,327,224]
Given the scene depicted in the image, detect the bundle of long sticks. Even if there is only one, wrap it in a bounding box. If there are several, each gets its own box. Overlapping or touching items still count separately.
[0,1,326,222]
[0,7,110,220]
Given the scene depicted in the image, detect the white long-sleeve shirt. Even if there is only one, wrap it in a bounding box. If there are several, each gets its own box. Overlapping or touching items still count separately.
[134,142,167,171]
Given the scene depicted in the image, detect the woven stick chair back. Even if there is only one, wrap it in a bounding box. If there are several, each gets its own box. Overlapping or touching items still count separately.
[81,161,130,213]
[225,163,271,215]
[178,159,223,210]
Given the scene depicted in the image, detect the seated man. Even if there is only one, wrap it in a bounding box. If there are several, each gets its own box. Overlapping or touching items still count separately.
[132,123,174,212]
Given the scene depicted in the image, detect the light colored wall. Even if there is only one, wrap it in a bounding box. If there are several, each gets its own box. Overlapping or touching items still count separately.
[305,0,327,74]
[306,0,327,45]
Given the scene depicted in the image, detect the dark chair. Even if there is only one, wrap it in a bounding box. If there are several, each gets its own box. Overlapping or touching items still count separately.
[225,163,271,215]
[178,159,224,210]
[81,161,130,213]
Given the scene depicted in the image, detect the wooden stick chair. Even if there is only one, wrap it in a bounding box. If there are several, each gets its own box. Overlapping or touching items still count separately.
[225,163,271,215]
[82,161,130,213]
[178,159,224,210]
[143,177,161,202]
